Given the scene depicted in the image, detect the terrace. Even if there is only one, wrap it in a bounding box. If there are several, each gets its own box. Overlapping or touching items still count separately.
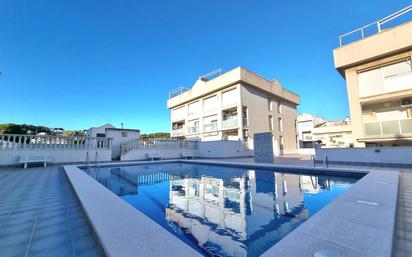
[0,152,408,257]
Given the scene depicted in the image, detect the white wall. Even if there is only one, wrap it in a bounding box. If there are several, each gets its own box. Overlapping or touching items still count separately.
[315,147,412,165]
[121,140,253,161]
[87,124,115,137]
[198,140,253,158]
[0,149,112,166]
[106,130,140,160]
[121,149,198,161]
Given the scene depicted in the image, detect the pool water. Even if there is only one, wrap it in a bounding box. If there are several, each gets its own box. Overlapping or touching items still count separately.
[84,163,359,257]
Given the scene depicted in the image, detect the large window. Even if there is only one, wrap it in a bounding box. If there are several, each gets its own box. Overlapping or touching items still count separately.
[269,115,274,131]
[358,60,412,97]
[203,95,218,112]
[188,101,200,115]
[222,88,238,106]
[173,106,186,120]
[278,118,283,132]
[203,115,218,132]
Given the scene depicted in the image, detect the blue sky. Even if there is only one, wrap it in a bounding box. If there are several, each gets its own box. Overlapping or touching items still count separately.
[1,0,411,133]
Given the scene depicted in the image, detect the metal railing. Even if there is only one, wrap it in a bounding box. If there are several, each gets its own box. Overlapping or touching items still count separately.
[364,118,412,137]
[338,4,412,46]
[121,139,199,155]
[199,68,223,81]
[169,86,189,99]
[0,134,112,150]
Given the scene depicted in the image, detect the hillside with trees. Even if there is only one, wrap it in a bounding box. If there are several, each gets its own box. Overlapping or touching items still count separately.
[0,123,51,135]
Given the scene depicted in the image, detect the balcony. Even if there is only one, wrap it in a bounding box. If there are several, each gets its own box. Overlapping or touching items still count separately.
[203,123,218,132]
[188,126,199,134]
[302,134,313,141]
[222,119,238,129]
[171,128,185,137]
[364,118,412,137]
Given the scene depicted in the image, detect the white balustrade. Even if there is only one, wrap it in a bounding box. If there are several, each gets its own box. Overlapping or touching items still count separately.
[120,139,199,155]
[0,134,112,150]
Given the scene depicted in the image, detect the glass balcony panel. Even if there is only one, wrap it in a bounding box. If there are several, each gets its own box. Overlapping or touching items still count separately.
[203,123,218,132]
[222,119,238,129]
[401,119,412,134]
[364,122,381,137]
[381,120,400,135]
[188,126,199,134]
[172,128,184,136]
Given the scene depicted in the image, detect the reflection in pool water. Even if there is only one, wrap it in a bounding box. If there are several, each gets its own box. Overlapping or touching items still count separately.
[85,163,358,257]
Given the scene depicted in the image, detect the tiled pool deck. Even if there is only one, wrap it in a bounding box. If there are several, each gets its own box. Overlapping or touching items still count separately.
[0,166,104,257]
[0,156,410,257]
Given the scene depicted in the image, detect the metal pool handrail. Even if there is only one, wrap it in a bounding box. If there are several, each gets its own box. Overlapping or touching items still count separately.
[338,4,412,46]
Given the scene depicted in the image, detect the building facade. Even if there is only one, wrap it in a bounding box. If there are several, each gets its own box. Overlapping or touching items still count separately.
[87,124,140,160]
[296,113,325,150]
[167,67,300,155]
[334,15,412,147]
[312,119,354,148]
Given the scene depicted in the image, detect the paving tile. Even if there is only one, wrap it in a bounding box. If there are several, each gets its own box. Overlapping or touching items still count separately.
[0,167,103,257]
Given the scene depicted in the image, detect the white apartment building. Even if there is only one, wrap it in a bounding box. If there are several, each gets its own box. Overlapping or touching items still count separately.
[296,113,325,150]
[334,8,412,147]
[167,67,300,155]
[87,124,140,160]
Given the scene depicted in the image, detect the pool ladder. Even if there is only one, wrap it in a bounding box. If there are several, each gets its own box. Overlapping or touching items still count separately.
[85,151,100,172]
[311,154,329,168]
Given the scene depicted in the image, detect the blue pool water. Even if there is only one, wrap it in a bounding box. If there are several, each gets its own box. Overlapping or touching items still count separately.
[84,162,359,257]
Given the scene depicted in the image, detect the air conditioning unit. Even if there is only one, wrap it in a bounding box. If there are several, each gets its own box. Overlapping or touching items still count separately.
[401,98,412,107]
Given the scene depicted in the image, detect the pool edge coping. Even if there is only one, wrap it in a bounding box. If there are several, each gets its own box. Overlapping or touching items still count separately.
[65,159,399,257]
[64,164,203,257]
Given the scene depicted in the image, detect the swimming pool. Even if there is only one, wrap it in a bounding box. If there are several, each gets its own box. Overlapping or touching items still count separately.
[84,162,359,257]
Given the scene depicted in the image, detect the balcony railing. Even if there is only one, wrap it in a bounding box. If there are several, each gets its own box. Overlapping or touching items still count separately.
[188,126,199,134]
[121,139,199,155]
[203,123,218,132]
[0,134,112,150]
[364,118,412,137]
[302,135,313,141]
[222,119,238,129]
[338,4,412,46]
[171,128,185,136]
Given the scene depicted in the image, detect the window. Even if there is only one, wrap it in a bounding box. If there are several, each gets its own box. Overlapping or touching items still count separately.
[188,119,199,133]
[203,95,218,112]
[121,131,128,137]
[278,118,283,132]
[242,106,248,126]
[277,102,282,113]
[96,133,105,138]
[358,60,412,97]
[279,136,284,150]
[222,88,238,106]
[269,115,274,131]
[188,101,200,115]
[203,115,218,132]
[173,106,186,120]
[268,98,273,111]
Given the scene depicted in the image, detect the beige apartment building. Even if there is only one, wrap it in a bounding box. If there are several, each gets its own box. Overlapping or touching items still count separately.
[166,67,300,155]
[334,11,412,147]
[312,119,354,148]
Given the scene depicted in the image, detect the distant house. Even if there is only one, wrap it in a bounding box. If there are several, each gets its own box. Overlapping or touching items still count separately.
[312,119,354,148]
[296,113,325,152]
[87,124,140,160]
